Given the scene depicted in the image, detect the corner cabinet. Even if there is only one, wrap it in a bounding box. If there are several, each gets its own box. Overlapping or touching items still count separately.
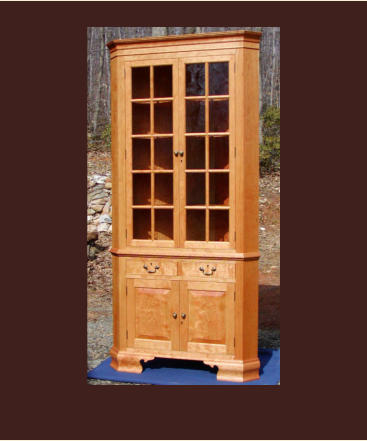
[107,31,261,382]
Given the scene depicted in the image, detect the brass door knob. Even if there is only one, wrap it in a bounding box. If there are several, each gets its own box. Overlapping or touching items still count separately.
[174,151,179,156]
[179,151,184,157]
[181,313,186,319]
[172,312,177,319]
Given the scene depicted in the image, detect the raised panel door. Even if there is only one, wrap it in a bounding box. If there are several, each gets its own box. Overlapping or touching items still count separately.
[180,280,235,355]
[126,278,180,352]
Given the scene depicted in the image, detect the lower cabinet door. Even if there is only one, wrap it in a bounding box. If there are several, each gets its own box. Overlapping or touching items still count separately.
[180,281,235,355]
[127,278,180,352]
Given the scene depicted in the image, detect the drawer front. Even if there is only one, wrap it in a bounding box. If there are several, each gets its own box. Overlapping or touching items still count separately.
[182,261,235,280]
[126,258,178,276]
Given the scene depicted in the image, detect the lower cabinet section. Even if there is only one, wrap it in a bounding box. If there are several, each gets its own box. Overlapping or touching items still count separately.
[111,256,260,382]
[126,277,235,356]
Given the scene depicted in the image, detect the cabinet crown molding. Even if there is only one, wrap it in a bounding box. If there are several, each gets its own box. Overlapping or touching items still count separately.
[107,30,261,51]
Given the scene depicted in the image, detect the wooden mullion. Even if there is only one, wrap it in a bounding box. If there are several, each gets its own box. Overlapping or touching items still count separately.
[185,94,229,100]
[151,139,155,241]
[185,132,231,137]
[205,62,209,242]
[150,66,155,241]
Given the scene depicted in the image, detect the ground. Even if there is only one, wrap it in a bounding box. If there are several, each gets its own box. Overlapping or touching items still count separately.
[87,150,280,385]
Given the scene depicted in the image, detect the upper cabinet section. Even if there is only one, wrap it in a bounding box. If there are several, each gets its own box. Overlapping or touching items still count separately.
[108,31,261,255]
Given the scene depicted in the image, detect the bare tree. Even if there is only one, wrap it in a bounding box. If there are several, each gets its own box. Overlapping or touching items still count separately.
[87,27,280,141]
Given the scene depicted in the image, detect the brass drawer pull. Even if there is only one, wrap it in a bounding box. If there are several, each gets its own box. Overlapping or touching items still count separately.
[143,263,160,273]
[199,265,216,276]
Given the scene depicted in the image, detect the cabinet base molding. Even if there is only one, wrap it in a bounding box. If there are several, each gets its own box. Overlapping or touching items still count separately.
[110,347,260,383]
[210,358,260,383]
[110,346,154,373]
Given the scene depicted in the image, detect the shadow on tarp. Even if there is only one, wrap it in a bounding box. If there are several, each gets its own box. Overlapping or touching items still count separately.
[87,348,280,385]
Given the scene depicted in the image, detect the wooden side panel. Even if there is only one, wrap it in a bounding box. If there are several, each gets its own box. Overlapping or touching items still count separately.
[112,256,127,350]
[243,46,260,254]
[235,259,258,361]
[127,278,180,351]
[242,259,258,360]
[181,281,234,355]
[110,55,126,250]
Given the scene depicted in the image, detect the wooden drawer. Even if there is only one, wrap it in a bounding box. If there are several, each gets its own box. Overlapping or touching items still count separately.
[126,258,177,276]
[182,261,235,280]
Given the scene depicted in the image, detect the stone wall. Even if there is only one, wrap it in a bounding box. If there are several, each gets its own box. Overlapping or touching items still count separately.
[87,173,112,233]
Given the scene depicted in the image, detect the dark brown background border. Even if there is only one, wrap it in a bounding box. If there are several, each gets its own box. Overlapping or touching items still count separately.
[0,2,366,440]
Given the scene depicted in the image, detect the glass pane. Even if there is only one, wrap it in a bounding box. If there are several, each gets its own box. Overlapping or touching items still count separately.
[133,174,151,205]
[209,210,229,242]
[132,66,150,99]
[186,136,205,169]
[154,102,172,133]
[209,173,229,205]
[186,173,205,205]
[154,173,173,205]
[154,65,172,98]
[209,99,228,132]
[132,102,150,134]
[133,209,151,239]
[186,100,205,133]
[186,63,205,96]
[132,138,150,170]
[209,62,228,95]
[154,209,173,240]
[154,138,172,170]
[187,210,205,241]
[209,136,229,169]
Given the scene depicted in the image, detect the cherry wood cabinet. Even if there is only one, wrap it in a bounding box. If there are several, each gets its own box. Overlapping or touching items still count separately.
[107,30,261,382]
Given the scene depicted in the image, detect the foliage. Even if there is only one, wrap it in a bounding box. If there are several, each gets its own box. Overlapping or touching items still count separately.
[88,123,111,152]
[260,106,280,174]
[101,123,111,150]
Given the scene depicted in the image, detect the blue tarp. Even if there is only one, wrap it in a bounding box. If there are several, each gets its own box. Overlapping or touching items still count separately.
[87,348,280,385]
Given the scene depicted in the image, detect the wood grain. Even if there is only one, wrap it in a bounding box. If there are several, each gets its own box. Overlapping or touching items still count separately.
[109,31,261,382]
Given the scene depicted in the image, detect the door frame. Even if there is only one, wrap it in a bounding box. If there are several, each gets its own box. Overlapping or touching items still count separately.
[177,55,236,249]
[124,58,180,248]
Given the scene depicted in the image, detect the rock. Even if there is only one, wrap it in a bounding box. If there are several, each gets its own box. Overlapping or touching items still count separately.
[87,231,99,243]
[99,214,112,224]
[87,224,98,233]
[90,204,103,213]
[108,225,112,233]
[87,208,95,215]
[104,182,112,189]
[87,215,93,223]
[98,223,110,232]
[91,191,107,200]
[260,227,266,231]
[90,198,107,206]
[102,201,110,214]
[105,177,112,183]
[92,174,107,184]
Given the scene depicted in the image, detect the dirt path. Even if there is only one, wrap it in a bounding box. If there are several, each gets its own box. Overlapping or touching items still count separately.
[87,151,280,384]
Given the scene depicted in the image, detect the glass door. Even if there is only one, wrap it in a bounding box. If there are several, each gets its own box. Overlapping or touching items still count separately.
[179,56,235,248]
[126,59,179,247]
